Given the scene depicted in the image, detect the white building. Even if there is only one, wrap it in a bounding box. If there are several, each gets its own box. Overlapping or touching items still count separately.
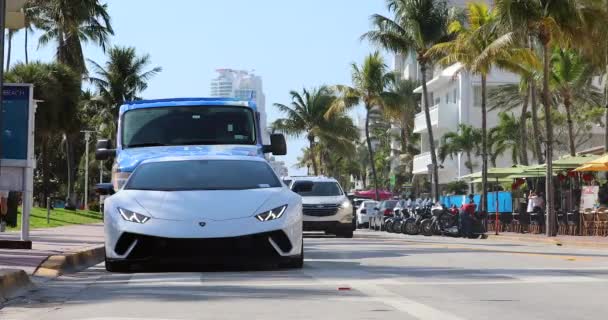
[210,69,269,143]
[410,63,522,184]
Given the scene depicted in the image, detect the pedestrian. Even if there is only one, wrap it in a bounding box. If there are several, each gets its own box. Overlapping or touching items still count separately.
[0,189,8,232]
[527,191,537,214]
[460,194,476,238]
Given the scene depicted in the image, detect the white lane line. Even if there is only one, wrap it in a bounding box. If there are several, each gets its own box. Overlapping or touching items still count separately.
[355,283,466,320]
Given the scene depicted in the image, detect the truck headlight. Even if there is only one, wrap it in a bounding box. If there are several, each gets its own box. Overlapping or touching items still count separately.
[255,205,287,222]
[118,208,150,224]
[112,172,131,191]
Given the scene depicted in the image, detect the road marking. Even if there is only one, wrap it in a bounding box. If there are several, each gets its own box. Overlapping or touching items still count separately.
[354,282,466,320]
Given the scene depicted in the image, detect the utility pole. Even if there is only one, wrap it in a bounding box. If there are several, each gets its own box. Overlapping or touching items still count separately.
[81,131,95,211]
[0,0,6,172]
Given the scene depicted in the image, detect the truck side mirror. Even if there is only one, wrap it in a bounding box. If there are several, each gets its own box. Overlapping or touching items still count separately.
[95,183,115,196]
[263,134,287,155]
[95,139,116,161]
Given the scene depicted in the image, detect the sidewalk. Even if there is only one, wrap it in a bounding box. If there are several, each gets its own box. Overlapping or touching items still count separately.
[0,224,104,274]
[488,232,608,249]
[0,224,105,302]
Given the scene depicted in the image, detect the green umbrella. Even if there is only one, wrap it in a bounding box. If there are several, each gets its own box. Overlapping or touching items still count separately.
[460,165,529,180]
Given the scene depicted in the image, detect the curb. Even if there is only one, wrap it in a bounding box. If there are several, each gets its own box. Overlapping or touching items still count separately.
[0,269,33,303]
[487,234,608,249]
[1,246,105,304]
[33,246,105,278]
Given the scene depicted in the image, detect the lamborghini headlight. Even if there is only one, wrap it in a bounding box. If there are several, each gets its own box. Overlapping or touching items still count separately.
[255,205,288,222]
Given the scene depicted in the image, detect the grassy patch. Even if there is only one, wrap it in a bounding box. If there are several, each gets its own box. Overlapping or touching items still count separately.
[7,207,102,230]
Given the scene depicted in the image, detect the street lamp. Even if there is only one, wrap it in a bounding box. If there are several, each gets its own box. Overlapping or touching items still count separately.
[81,130,97,211]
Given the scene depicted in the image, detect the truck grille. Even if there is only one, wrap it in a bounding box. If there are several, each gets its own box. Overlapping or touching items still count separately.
[303,204,339,217]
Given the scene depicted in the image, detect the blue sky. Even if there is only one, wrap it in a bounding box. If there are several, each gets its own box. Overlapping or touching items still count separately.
[7,0,389,175]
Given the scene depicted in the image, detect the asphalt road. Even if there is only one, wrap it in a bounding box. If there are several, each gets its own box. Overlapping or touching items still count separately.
[2,230,608,320]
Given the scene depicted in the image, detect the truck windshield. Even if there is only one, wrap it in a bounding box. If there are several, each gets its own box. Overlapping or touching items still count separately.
[122,106,256,148]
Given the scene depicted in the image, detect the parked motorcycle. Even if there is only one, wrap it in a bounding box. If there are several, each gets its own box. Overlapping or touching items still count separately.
[421,204,488,238]
[386,207,410,233]
[402,204,432,235]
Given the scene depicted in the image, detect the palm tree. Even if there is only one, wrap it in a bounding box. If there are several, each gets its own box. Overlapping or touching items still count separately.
[495,0,606,236]
[273,87,358,176]
[489,112,522,167]
[88,46,162,124]
[362,0,450,201]
[329,52,397,200]
[5,62,81,200]
[488,56,544,165]
[5,30,16,71]
[438,124,482,174]
[550,47,602,156]
[384,77,420,170]
[429,2,537,215]
[31,0,114,75]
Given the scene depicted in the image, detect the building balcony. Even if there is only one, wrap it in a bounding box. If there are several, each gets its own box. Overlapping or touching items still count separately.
[413,152,432,174]
[413,105,439,133]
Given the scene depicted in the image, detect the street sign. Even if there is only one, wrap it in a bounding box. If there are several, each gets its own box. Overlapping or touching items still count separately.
[0,83,34,243]
[1,85,30,160]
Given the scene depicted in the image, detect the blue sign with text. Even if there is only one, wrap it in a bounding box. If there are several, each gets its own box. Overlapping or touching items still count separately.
[1,85,30,160]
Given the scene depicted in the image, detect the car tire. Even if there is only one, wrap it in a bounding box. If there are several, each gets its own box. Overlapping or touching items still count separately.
[338,229,354,238]
[105,257,132,273]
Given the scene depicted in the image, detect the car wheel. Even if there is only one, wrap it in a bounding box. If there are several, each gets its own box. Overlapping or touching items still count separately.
[338,229,354,238]
[105,257,132,273]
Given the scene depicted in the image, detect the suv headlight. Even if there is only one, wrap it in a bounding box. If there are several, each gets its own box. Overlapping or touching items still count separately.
[255,205,287,222]
[340,200,352,208]
[118,208,150,224]
[112,171,131,191]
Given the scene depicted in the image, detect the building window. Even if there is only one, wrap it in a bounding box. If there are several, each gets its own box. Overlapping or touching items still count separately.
[445,93,449,104]
[473,86,482,106]
[453,88,458,103]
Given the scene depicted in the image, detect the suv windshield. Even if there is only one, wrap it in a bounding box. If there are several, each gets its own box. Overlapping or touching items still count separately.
[292,181,343,196]
[125,160,280,191]
[122,106,256,148]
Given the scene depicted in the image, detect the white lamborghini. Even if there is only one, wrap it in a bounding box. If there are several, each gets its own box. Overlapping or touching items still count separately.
[98,155,304,272]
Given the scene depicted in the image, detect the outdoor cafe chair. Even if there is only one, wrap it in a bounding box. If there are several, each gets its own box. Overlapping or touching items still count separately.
[580,209,596,236]
[595,212,608,237]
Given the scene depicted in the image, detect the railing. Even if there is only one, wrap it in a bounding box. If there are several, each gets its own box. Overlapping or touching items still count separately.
[413,152,432,174]
[413,105,439,133]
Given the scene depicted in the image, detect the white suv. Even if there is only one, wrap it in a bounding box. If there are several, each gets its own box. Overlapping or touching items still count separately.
[289,176,354,238]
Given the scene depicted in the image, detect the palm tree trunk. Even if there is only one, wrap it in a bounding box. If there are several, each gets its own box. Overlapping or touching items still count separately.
[564,94,576,156]
[519,88,530,165]
[466,150,473,174]
[481,75,488,217]
[365,107,380,200]
[24,28,29,64]
[5,30,13,72]
[420,61,440,202]
[542,40,556,237]
[307,135,319,176]
[530,82,544,164]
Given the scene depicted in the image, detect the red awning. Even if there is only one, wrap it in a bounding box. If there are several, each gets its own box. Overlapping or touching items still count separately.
[354,190,393,201]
